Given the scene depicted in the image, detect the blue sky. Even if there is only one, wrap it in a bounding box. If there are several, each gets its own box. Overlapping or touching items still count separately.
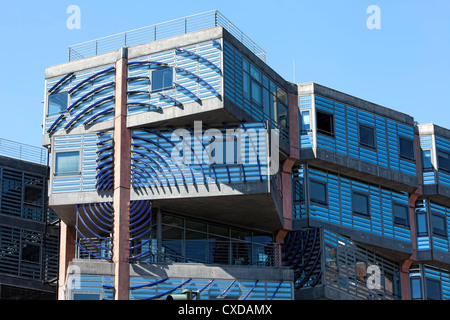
[0,0,449,149]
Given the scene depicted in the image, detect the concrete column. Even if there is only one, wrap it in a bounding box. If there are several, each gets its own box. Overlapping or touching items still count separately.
[113,48,131,300]
[58,221,76,299]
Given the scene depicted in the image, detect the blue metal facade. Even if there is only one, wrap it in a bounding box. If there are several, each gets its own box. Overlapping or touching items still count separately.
[43,12,450,301]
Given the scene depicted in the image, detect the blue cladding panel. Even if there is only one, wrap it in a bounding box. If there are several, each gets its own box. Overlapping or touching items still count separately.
[127,39,222,116]
[224,41,289,146]
[308,167,411,242]
[131,123,268,189]
[423,266,450,300]
[52,134,100,193]
[314,95,416,176]
[430,202,450,253]
[45,66,116,134]
[436,136,450,187]
[69,275,292,300]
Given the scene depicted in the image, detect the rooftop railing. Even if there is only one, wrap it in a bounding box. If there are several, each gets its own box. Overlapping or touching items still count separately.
[68,10,266,63]
[0,138,48,166]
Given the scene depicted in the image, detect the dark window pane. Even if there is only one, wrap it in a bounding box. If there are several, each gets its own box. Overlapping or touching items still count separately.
[352,192,369,216]
[399,137,414,160]
[393,203,409,226]
[55,151,80,175]
[243,73,250,99]
[250,64,261,82]
[359,124,375,148]
[22,244,40,263]
[293,180,304,202]
[316,111,334,136]
[423,150,433,170]
[437,150,450,172]
[48,91,68,116]
[426,278,441,300]
[152,67,173,92]
[24,186,43,206]
[251,80,262,105]
[310,180,327,204]
[410,277,422,300]
[431,214,447,237]
[417,213,428,236]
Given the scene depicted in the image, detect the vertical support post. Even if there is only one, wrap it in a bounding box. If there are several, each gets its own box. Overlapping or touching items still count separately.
[58,221,76,299]
[401,130,423,299]
[113,47,131,300]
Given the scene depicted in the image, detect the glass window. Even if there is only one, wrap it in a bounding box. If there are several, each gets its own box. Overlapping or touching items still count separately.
[48,91,68,116]
[263,88,270,116]
[249,64,261,82]
[251,79,262,106]
[393,203,409,226]
[410,277,422,300]
[185,230,207,263]
[426,278,442,300]
[416,212,428,236]
[399,137,414,160]
[352,192,370,217]
[316,111,334,137]
[243,73,250,99]
[293,179,304,202]
[310,180,327,204]
[55,151,80,176]
[243,58,249,73]
[431,213,447,238]
[301,111,311,133]
[24,186,43,206]
[359,124,375,148]
[277,89,288,106]
[152,67,173,92]
[422,150,433,170]
[437,150,450,172]
[22,243,40,263]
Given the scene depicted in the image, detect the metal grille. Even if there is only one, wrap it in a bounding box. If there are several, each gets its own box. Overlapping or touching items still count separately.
[68,10,266,63]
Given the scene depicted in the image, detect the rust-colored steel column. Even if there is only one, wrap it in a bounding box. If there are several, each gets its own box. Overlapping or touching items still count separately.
[113,48,131,300]
[401,131,423,300]
[58,221,76,299]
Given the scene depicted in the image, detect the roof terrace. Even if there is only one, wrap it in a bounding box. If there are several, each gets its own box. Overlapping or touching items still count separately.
[68,10,266,63]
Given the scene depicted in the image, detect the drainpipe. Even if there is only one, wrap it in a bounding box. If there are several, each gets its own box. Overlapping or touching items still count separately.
[275,91,300,266]
[401,129,423,300]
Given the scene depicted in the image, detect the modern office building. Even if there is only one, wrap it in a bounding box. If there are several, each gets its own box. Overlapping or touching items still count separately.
[42,10,450,300]
[0,139,59,300]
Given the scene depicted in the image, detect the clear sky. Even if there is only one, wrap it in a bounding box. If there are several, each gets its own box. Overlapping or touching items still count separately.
[0,0,449,149]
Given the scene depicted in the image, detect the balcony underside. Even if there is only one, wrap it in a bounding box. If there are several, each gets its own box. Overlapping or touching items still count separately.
[49,181,284,234]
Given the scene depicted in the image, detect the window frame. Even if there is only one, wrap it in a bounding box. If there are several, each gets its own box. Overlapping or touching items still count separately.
[151,66,174,93]
[352,191,370,218]
[54,150,81,176]
[309,179,328,206]
[392,202,410,227]
[422,149,433,171]
[425,277,442,300]
[316,110,335,138]
[416,211,429,237]
[47,90,69,116]
[431,212,448,238]
[398,136,415,161]
[358,123,376,149]
[437,149,450,173]
[410,276,423,300]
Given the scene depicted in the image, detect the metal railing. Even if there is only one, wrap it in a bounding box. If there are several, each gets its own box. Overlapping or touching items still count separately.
[0,138,48,166]
[68,10,266,63]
